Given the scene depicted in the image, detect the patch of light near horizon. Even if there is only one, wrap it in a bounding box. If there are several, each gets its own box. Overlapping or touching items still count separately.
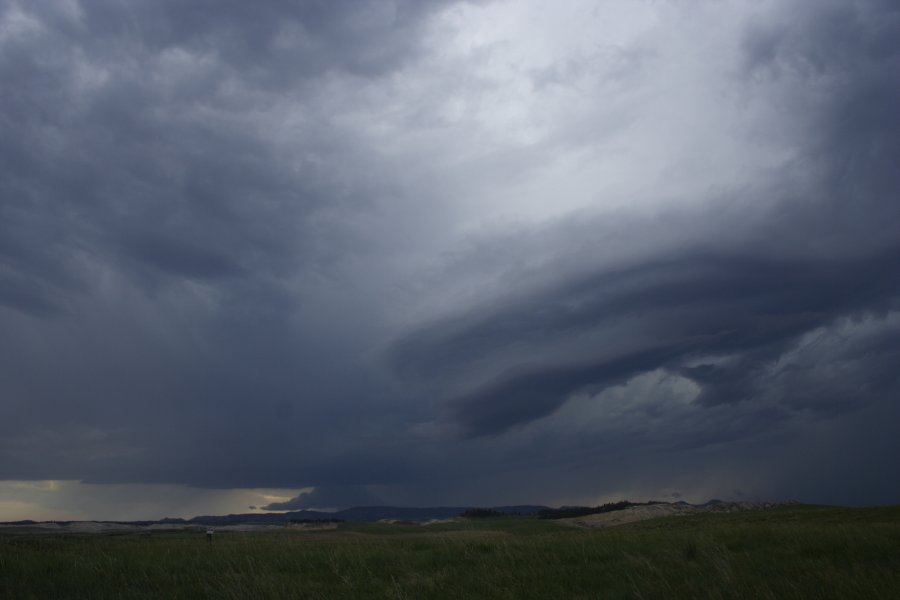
[0,481,311,522]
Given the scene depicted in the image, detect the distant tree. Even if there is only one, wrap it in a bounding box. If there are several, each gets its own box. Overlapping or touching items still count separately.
[537,501,640,520]
[460,508,505,518]
[288,518,344,524]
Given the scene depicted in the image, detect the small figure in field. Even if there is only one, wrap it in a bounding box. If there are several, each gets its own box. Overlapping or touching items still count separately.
[206,528,214,543]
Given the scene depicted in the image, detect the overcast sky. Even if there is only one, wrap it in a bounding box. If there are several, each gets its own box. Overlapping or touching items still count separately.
[1,0,898,520]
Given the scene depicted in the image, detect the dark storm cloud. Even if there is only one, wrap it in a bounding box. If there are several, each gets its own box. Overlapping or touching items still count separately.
[122,233,243,280]
[1,0,899,514]
[389,0,900,437]
[262,486,386,510]
[391,242,900,435]
[391,249,900,379]
[27,0,453,81]
[0,0,461,303]
[0,0,463,489]
[445,343,691,437]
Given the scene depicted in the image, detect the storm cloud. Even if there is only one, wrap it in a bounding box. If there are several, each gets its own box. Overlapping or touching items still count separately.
[262,486,386,511]
[1,0,898,518]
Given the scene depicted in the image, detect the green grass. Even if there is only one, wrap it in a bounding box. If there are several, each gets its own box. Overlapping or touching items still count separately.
[2,505,899,599]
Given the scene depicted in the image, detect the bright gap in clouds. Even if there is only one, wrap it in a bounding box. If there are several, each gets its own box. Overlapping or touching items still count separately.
[417,0,795,230]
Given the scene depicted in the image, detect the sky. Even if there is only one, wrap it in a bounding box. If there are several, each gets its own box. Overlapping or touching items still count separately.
[1,0,898,521]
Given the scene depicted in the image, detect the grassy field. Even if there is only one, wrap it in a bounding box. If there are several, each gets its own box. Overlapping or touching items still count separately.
[2,505,899,599]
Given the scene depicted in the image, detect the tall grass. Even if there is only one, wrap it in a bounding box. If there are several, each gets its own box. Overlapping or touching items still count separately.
[1,505,898,599]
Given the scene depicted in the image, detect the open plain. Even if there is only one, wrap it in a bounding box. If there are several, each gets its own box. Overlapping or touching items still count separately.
[2,504,899,599]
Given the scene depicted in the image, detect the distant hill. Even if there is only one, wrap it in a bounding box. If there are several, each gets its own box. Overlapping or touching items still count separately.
[537,500,649,520]
[2,501,796,528]
[187,505,550,525]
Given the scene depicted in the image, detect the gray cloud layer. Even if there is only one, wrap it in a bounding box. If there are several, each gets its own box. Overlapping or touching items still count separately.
[1,0,898,511]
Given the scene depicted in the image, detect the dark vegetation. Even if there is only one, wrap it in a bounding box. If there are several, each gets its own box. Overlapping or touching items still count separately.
[1,505,899,599]
[537,500,647,519]
[288,518,344,525]
[177,505,549,525]
[460,508,507,518]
